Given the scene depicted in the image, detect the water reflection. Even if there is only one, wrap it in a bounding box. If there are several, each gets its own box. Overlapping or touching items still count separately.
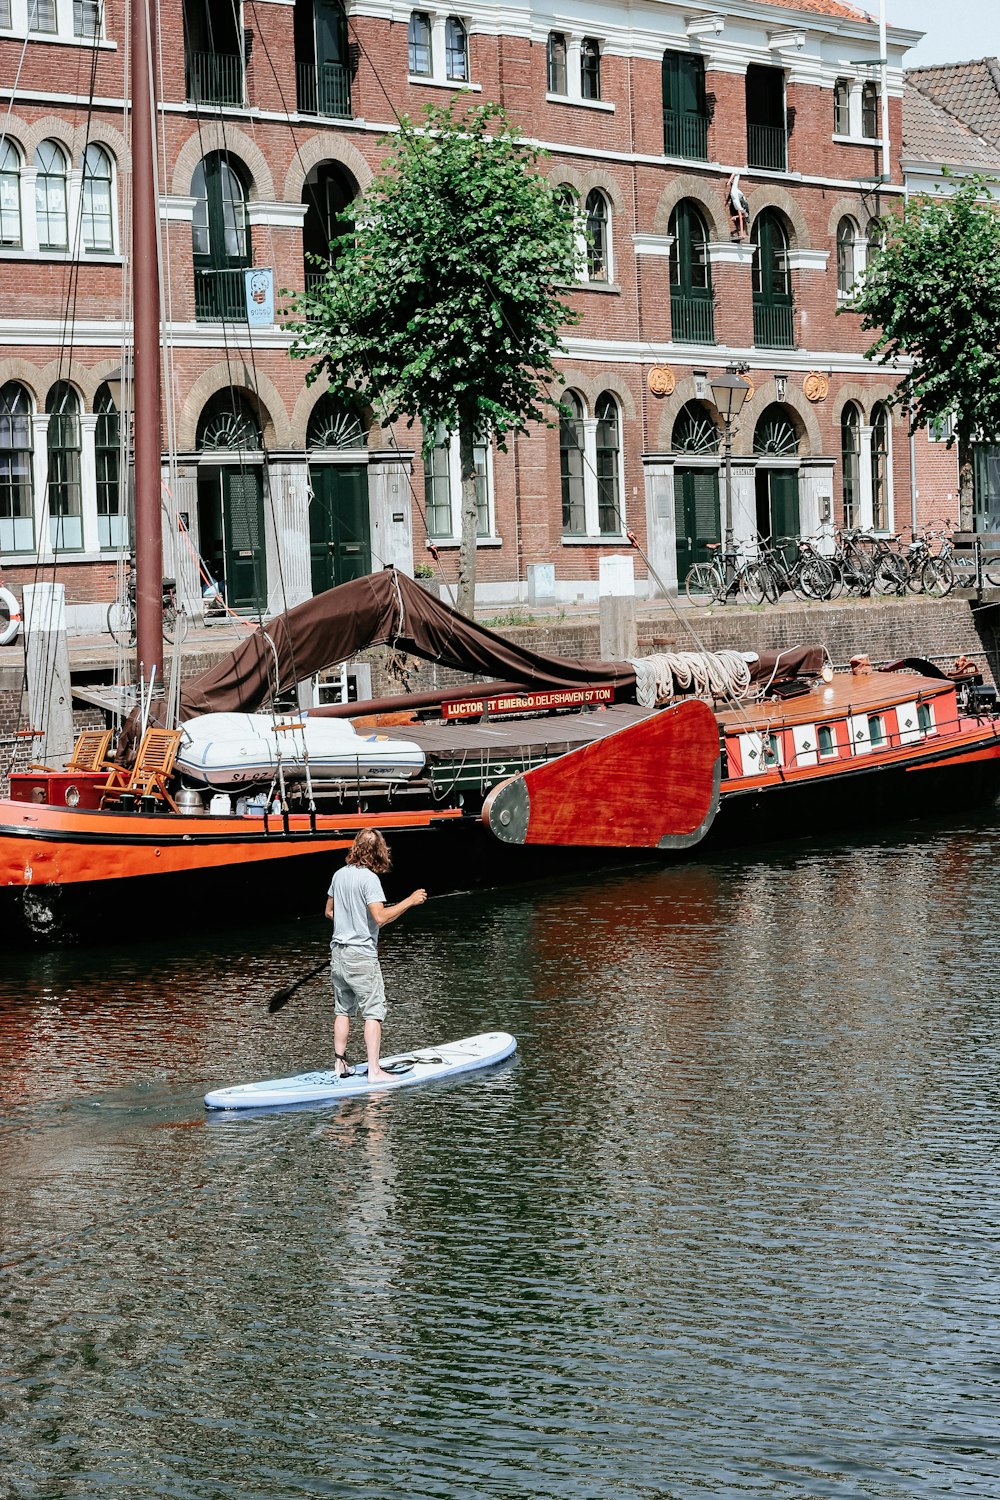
[3,823,1000,1497]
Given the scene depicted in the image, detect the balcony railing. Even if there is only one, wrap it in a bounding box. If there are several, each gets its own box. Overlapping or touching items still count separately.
[671,293,714,344]
[195,268,247,322]
[747,121,786,171]
[186,50,243,106]
[662,110,709,161]
[753,300,794,349]
[297,60,352,119]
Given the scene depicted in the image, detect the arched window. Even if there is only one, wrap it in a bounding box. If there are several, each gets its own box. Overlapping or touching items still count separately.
[192,153,251,320]
[197,390,263,452]
[307,393,365,450]
[668,201,713,343]
[0,382,33,553]
[445,17,468,82]
[81,144,114,253]
[408,11,431,75]
[752,209,793,349]
[46,383,83,550]
[1,141,22,248]
[35,140,68,251]
[672,401,720,454]
[595,392,621,534]
[862,81,879,140]
[841,402,861,528]
[302,161,358,288]
[833,77,850,135]
[871,402,889,530]
[95,382,125,549]
[547,32,567,96]
[580,37,601,100]
[559,391,586,534]
[585,189,609,282]
[753,403,799,456]
[837,216,859,295]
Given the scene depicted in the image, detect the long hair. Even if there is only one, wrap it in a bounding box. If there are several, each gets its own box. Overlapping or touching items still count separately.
[346,828,392,875]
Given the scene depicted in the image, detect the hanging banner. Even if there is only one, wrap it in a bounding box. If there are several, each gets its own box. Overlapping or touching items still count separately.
[245,269,275,327]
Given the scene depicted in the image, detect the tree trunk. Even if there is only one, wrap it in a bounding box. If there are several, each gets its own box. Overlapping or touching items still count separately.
[958,436,975,533]
[455,418,479,618]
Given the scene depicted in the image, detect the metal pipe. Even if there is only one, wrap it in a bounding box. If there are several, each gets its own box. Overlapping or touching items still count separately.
[131,0,164,682]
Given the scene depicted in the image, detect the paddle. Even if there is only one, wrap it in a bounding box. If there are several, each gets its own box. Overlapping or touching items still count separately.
[268,957,329,1015]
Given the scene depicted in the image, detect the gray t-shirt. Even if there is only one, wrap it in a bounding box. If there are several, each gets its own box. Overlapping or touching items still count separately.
[329,864,386,950]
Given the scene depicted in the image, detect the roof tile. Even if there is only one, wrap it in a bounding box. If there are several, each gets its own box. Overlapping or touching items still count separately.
[906,58,1000,149]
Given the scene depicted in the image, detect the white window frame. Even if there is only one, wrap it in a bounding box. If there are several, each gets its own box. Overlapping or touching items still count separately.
[545,31,614,112]
[423,427,496,545]
[80,143,116,254]
[408,11,481,91]
[0,138,23,248]
[560,392,626,542]
[4,0,108,43]
[584,187,613,285]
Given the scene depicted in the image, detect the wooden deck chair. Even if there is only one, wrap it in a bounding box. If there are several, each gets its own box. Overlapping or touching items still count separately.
[29,728,114,775]
[65,729,114,773]
[101,727,183,812]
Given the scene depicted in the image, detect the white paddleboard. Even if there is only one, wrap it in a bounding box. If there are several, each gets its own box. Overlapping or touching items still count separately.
[204,1031,516,1111]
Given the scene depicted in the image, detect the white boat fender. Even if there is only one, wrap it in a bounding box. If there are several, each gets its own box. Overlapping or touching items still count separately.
[0,586,22,646]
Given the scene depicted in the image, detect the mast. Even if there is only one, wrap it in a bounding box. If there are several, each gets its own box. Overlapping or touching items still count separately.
[131,0,164,682]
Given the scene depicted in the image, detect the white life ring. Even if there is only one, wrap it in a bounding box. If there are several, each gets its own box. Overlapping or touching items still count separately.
[0,586,22,645]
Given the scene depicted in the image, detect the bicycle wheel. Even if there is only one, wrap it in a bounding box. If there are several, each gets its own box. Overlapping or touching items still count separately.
[685,562,723,604]
[163,606,189,645]
[799,557,835,600]
[921,557,955,597]
[873,554,907,595]
[826,560,846,600]
[905,555,927,593]
[107,599,136,647]
[741,561,777,605]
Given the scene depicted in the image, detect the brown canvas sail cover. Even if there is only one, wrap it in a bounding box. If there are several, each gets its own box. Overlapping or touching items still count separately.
[179,568,637,719]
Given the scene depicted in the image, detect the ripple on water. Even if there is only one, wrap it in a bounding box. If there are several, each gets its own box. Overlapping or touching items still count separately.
[2,824,1000,1497]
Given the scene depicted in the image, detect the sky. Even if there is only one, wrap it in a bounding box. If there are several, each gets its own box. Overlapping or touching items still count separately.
[890,0,1000,67]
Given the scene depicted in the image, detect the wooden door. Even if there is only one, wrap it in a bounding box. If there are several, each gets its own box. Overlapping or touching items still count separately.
[223,468,266,611]
[674,467,720,581]
[309,463,371,596]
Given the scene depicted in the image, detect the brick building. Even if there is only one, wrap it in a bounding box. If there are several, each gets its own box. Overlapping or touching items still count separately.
[0,0,926,625]
[903,58,1000,536]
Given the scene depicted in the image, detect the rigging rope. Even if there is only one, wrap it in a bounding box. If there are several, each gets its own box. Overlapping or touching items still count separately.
[628,651,753,709]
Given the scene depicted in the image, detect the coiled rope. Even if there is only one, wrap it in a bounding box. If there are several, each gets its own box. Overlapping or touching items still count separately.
[629,651,754,709]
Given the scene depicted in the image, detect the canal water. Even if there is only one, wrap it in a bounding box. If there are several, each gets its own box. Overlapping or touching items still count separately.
[3,819,1000,1500]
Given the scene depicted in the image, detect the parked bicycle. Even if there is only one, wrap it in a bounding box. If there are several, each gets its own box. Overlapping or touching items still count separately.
[899,528,956,596]
[756,534,836,602]
[107,564,189,647]
[684,544,772,606]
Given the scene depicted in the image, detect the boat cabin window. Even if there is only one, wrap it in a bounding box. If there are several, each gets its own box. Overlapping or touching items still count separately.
[817,724,836,758]
[867,714,886,747]
[917,702,934,734]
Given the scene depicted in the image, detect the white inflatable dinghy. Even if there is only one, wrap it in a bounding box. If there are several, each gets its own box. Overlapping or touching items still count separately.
[177,711,425,788]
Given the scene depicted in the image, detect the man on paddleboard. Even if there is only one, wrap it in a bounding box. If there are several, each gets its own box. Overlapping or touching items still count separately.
[325,829,426,1082]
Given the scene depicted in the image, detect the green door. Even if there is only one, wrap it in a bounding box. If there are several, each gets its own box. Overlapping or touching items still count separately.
[674,467,721,582]
[309,464,371,595]
[756,468,799,566]
[223,468,266,611]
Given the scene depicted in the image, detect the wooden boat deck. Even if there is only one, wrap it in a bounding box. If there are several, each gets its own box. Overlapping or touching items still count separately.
[402,703,654,761]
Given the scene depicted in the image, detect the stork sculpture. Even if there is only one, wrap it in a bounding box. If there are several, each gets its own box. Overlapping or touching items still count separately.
[727,172,749,241]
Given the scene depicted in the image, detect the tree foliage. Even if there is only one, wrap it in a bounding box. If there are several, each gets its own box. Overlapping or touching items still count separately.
[287,100,580,612]
[846,175,1000,526]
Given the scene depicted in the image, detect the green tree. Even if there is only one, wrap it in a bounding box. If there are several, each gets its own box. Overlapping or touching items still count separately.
[288,100,580,614]
[846,175,1000,529]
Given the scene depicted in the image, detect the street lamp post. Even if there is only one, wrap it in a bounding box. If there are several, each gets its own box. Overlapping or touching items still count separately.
[710,368,752,584]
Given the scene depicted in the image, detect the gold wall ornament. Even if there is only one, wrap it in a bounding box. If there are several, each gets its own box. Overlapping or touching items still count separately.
[804,371,829,403]
[647,365,676,398]
[738,375,754,402]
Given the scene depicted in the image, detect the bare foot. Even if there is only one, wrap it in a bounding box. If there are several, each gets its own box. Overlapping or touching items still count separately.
[367,1067,395,1082]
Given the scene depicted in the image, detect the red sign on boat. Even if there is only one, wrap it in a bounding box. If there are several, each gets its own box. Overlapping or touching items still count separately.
[442,686,615,720]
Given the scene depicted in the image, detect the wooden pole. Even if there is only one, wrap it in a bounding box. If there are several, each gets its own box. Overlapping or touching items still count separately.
[131,0,163,682]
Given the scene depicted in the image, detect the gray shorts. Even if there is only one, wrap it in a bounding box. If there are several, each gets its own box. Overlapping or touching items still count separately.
[330,944,386,1023]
